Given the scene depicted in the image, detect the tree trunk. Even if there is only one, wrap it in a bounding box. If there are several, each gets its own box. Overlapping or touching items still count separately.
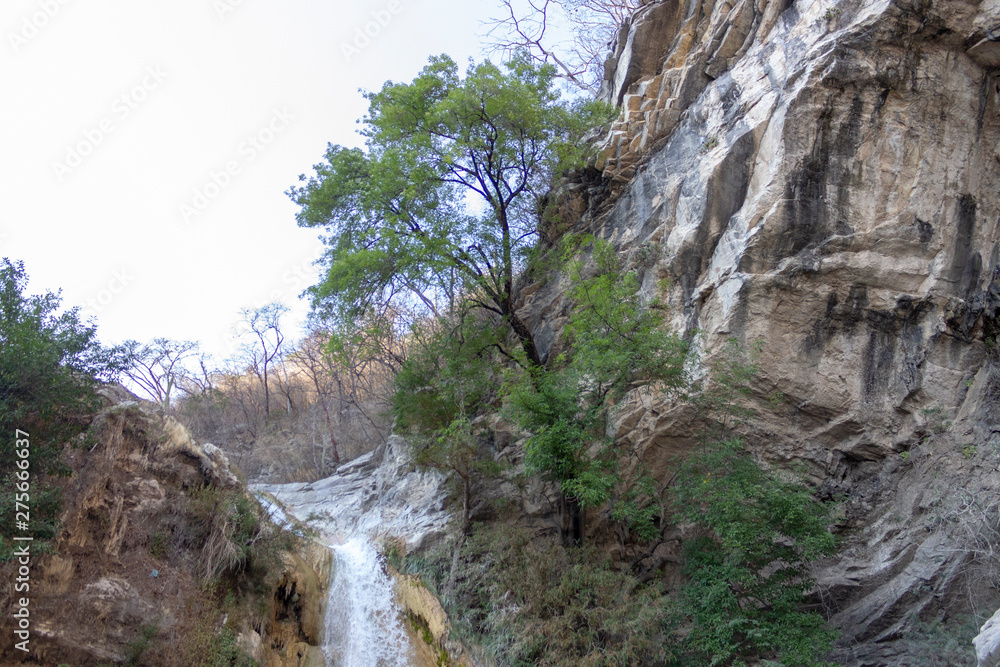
[566,495,583,546]
[501,299,543,372]
[320,397,341,467]
[462,475,471,531]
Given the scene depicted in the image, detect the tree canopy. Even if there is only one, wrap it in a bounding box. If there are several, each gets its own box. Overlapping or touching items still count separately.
[288,54,611,369]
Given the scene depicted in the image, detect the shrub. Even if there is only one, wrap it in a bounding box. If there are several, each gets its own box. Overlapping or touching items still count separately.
[506,239,689,543]
[675,438,837,666]
[188,485,289,584]
[411,524,678,666]
[183,623,257,667]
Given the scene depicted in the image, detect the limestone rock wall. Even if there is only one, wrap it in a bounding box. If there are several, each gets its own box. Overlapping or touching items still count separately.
[524,0,1000,663]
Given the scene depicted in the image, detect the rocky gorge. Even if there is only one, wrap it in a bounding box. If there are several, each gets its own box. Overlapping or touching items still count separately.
[4,1,1000,665]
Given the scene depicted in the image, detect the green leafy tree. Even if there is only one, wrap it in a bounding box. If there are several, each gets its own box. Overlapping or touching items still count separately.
[0,259,129,558]
[287,54,614,370]
[412,417,503,530]
[394,312,508,529]
[508,240,689,543]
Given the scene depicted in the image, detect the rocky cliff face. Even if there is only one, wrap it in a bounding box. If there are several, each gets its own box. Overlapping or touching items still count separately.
[0,387,330,667]
[523,0,1000,663]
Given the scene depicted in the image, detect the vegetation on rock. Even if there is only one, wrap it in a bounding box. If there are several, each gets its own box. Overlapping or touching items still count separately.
[0,258,129,559]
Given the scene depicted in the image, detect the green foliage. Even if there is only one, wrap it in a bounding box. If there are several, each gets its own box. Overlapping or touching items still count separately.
[393,313,505,433]
[411,524,678,666]
[693,337,763,432]
[394,313,508,526]
[414,416,504,527]
[669,339,837,665]
[289,54,606,368]
[506,240,689,542]
[125,623,160,666]
[899,615,979,666]
[188,484,290,585]
[675,441,836,666]
[564,241,688,398]
[920,405,951,434]
[0,258,130,560]
[149,526,170,558]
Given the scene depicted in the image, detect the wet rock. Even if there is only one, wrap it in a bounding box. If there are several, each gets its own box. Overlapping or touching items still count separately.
[255,435,450,550]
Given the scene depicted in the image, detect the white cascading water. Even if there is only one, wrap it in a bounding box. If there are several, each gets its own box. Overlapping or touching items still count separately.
[322,537,412,667]
[254,436,449,667]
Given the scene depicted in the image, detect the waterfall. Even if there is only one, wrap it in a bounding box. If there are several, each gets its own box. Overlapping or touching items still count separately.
[323,537,412,667]
[253,435,450,667]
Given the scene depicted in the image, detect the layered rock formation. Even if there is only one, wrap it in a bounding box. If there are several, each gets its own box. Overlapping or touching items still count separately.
[522,0,1000,663]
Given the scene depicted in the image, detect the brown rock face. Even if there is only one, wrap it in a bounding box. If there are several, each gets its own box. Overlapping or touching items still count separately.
[525,0,1000,663]
[0,392,330,667]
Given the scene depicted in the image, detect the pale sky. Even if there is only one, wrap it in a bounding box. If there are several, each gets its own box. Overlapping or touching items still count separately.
[1,0,504,362]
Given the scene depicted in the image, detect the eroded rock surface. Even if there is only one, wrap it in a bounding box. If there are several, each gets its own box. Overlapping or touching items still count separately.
[527,0,1000,663]
[0,389,328,666]
[255,434,450,552]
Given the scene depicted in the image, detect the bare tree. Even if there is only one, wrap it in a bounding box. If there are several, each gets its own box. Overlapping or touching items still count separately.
[123,338,199,410]
[238,303,288,423]
[487,0,647,94]
[291,331,343,468]
[175,352,219,398]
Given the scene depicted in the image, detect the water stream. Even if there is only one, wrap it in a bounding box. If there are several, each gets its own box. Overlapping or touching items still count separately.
[254,435,450,667]
[323,537,412,667]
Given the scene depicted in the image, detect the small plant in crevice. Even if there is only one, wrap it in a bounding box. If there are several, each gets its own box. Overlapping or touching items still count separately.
[822,7,842,21]
[899,615,980,666]
[701,134,720,153]
[633,240,662,268]
[124,623,160,666]
[920,405,951,434]
[149,526,170,558]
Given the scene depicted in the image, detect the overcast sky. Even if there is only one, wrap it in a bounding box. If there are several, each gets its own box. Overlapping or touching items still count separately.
[1,0,508,361]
